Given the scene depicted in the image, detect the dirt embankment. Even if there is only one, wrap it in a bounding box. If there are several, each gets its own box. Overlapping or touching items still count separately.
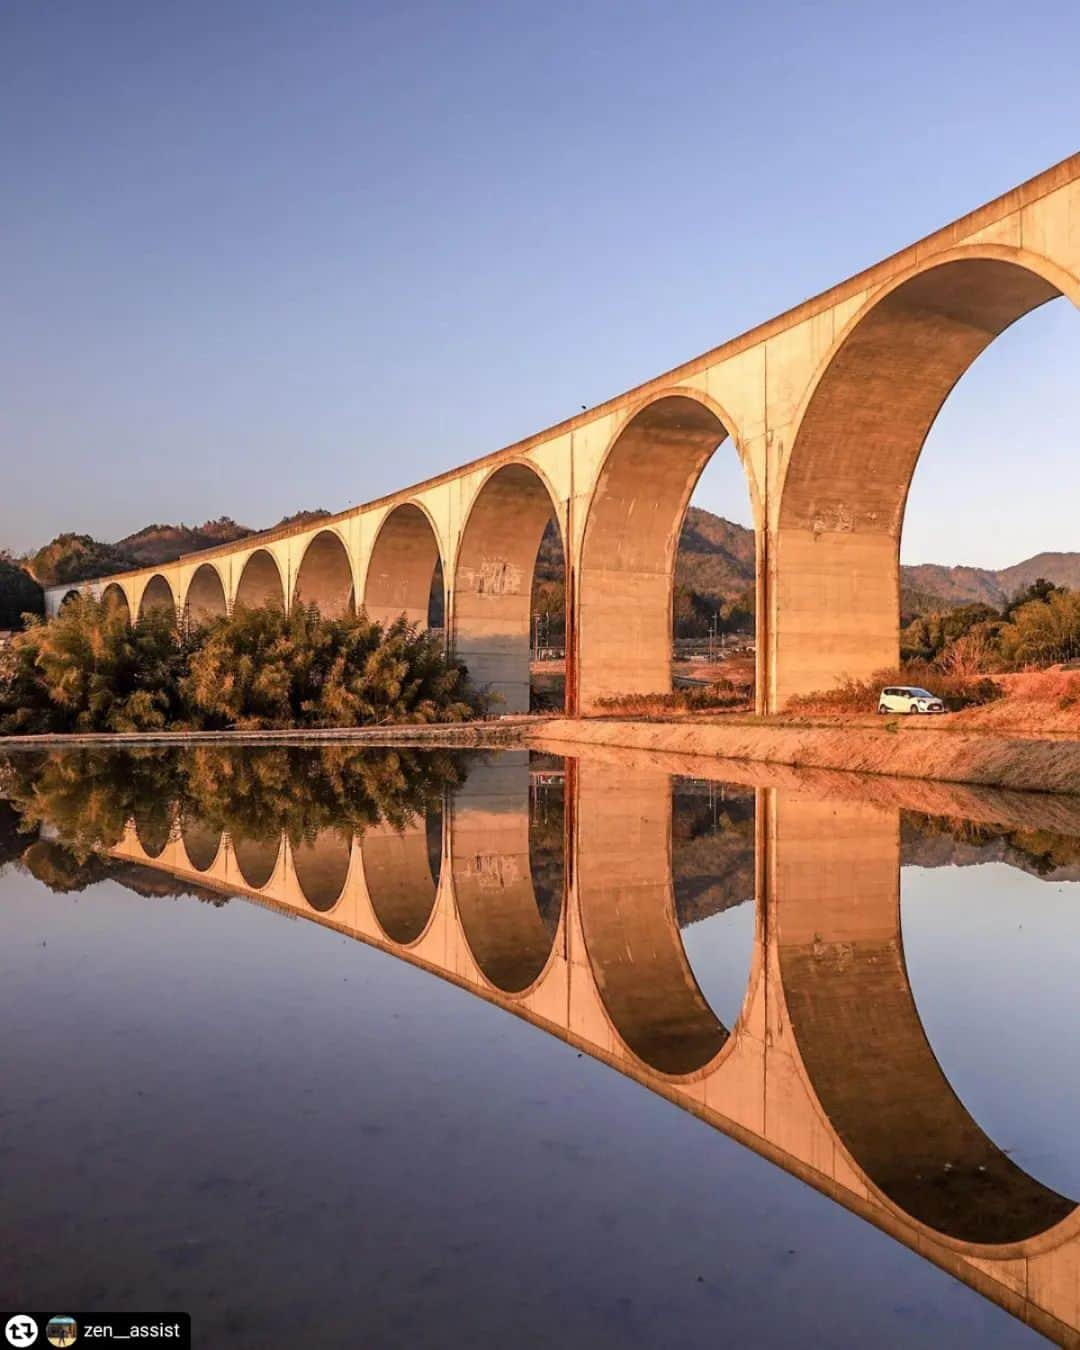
[528,717,1080,796]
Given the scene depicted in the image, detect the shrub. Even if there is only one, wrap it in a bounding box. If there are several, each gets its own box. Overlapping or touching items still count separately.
[182,605,488,729]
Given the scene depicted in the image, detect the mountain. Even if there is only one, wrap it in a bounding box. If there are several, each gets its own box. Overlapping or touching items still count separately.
[675,507,757,603]
[114,518,254,568]
[27,511,330,587]
[678,511,1080,617]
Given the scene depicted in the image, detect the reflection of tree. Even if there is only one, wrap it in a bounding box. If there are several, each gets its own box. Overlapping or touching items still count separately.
[528,775,565,935]
[0,798,27,870]
[671,785,755,927]
[0,745,469,895]
[902,812,1080,881]
[0,747,178,861]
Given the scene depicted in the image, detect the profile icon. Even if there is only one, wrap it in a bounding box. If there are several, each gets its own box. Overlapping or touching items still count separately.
[45,1321,76,1348]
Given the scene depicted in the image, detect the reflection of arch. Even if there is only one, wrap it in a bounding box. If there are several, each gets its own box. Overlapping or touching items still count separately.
[292,829,352,912]
[361,811,440,945]
[773,250,1073,707]
[294,530,354,618]
[364,504,442,630]
[181,819,223,873]
[577,391,748,711]
[233,833,281,890]
[184,563,228,624]
[234,549,285,611]
[453,463,562,714]
[775,791,1076,1245]
[576,760,729,1076]
[138,574,176,621]
[100,583,131,622]
[450,752,560,993]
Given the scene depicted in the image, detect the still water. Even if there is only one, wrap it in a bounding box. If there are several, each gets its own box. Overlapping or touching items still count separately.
[1,745,1078,1347]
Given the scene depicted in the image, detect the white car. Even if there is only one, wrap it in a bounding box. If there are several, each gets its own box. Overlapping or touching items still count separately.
[878,685,945,715]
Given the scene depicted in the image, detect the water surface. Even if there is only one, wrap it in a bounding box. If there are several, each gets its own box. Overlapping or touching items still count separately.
[1,745,1077,1347]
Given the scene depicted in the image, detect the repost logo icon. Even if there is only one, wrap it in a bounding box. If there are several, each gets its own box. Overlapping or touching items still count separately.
[5,1317,38,1347]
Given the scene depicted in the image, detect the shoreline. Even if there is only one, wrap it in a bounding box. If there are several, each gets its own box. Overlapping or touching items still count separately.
[3,714,1080,797]
[525,717,1080,796]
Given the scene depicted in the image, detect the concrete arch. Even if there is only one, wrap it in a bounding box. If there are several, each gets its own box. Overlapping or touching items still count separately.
[138,574,176,622]
[453,461,563,714]
[59,589,81,609]
[450,752,561,995]
[181,819,223,873]
[293,529,355,618]
[360,811,441,946]
[363,502,443,630]
[774,791,1076,1247]
[232,833,281,890]
[184,562,228,624]
[576,759,730,1077]
[234,549,285,611]
[772,246,1077,707]
[292,829,353,912]
[575,390,750,712]
[100,582,131,621]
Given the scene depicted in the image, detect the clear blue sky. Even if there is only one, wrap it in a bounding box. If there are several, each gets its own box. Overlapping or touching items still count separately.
[3,0,1078,568]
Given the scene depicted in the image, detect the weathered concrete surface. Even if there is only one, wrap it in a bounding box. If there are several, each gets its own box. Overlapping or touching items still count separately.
[46,153,1080,714]
[529,717,1080,795]
[95,751,1080,1345]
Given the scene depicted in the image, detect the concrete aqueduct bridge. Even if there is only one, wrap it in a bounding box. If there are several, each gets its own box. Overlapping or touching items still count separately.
[104,751,1080,1345]
[50,154,1080,713]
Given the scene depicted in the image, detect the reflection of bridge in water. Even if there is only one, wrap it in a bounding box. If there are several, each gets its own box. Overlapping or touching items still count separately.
[107,751,1080,1345]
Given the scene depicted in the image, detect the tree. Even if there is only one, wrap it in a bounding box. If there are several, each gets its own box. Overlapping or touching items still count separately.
[999,589,1080,667]
[0,554,44,628]
[1004,577,1061,619]
[0,594,189,734]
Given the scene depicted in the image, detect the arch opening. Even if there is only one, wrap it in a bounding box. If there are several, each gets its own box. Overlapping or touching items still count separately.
[364,504,443,632]
[233,833,282,890]
[453,464,565,715]
[362,802,442,946]
[292,828,352,912]
[59,589,81,609]
[450,751,562,994]
[181,818,223,873]
[577,394,748,712]
[576,760,731,1076]
[184,563,228,625]
[134,808,172,859]
[294,530,354,618]
[235,549,285,611]
[100,583,131,623]
[671,778,757,1032]
[773,257,1065,708]
[138,575,176,623]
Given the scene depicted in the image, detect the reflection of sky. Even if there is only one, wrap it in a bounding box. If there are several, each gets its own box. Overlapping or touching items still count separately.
[902,862,1080,1200]
[680,904,756,1033]
[0,865,1038,1348]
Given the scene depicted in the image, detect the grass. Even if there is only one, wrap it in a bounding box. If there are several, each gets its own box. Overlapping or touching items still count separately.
[595,682,749,717]
[784,665,1003,716]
